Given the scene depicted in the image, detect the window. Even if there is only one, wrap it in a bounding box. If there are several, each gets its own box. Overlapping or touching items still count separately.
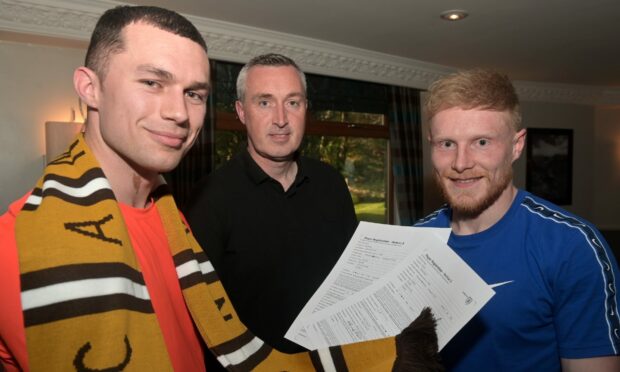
[302,135,389,223]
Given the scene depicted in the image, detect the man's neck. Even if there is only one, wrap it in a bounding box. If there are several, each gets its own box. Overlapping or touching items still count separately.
[451,185,518,235]
[84,129,159,209]
[248,149,298,192]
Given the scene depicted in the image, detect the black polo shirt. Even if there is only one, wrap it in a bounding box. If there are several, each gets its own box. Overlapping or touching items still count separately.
[185,150,357,354]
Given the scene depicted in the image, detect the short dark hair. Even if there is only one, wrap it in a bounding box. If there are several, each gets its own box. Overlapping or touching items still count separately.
[425,69,521,130]
[85,5,208,79]
[236,53,307,101]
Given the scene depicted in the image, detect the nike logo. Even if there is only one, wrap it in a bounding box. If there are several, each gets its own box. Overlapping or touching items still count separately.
[489,280,514,289]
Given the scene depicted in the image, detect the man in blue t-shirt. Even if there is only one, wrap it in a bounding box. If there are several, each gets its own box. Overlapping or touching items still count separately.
[415,69,620,371]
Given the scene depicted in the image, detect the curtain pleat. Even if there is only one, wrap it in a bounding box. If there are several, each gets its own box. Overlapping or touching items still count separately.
[164,93,215,208]
[388,87,423,225]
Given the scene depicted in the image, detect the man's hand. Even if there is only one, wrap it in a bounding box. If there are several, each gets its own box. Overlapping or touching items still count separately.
[392,307,444,372]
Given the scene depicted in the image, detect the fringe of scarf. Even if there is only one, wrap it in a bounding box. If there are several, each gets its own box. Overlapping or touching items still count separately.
[15,134,399,371]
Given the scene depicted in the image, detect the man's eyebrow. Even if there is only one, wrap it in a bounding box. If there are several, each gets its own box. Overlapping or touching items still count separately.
[287,92,306,98]
[187,81,211,92]
[137,64,210,91]
[252,93,274,101]
[251,92,306,100]
[136,64,173,80]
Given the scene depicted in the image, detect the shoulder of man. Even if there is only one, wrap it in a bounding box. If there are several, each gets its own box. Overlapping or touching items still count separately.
[515,190,616,267]
[183,153,255,218]
[187,155,245,197]
[1,192,31,222]
[0,193,30,372]
[299,155,345,179]
[414,205,451,227]
[517,190,601,233]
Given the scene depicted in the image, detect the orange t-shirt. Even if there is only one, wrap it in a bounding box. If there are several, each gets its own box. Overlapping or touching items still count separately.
[0,194,205,371]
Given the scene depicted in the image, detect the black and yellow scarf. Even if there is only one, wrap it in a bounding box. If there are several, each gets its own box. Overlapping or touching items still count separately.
[15,134,432,371]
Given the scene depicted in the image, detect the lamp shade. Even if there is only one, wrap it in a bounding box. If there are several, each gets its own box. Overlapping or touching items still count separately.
[45,121,83,163]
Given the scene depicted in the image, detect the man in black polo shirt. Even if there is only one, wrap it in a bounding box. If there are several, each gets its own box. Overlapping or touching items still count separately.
[186,54,357,357]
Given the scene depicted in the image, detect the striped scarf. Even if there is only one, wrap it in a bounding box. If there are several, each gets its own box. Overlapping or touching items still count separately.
[15,134,406,371]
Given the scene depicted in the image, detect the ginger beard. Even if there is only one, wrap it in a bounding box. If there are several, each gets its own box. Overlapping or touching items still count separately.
[434,157,514,218]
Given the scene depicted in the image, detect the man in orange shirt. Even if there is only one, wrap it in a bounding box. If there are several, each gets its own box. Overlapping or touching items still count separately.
[0,5,211,371]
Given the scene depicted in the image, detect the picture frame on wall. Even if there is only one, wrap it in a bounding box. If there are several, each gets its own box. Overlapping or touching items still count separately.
[526,128,573,205]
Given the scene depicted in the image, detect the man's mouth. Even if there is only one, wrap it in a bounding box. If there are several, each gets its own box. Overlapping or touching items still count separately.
[148,129,187,148]
[449,176,483,188]
[269,132,291,142]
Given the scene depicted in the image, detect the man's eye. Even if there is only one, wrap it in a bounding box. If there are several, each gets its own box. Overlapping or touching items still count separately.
[478,139,489,146]
[258,100,270,107]
[142,80,159,88]
[288,100,300,107]
[187,91,205,103]
[440,141,454,149]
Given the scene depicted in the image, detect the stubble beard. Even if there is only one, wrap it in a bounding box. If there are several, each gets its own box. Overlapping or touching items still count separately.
[249,135,301,164]
[253,146,298,163]
[435,165,513,219]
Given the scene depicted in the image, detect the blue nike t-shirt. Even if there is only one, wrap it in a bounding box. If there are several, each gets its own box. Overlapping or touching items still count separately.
[415,189,620,371]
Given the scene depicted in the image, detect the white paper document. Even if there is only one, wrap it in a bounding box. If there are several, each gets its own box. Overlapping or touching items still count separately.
[285,221,494,350]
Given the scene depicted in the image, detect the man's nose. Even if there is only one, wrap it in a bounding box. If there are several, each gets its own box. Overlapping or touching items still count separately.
[162,90,189,124]
[273,103,288,127]
[453,146,474,172]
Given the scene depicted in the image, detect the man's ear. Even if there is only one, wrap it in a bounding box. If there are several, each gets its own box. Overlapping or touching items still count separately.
[426,119,434,143]
[235,100,246,125]
[73,67,100,109]
[512,128,527,161]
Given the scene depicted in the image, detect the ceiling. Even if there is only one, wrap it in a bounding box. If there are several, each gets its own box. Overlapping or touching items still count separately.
[130,0,620,88]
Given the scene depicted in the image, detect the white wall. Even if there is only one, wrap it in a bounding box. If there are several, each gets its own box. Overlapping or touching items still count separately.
[0,40,84,212]
[517,102,595,219]
[593,106,620,230]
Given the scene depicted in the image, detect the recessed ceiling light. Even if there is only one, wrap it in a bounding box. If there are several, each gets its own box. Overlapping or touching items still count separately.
[440,9,468,21]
